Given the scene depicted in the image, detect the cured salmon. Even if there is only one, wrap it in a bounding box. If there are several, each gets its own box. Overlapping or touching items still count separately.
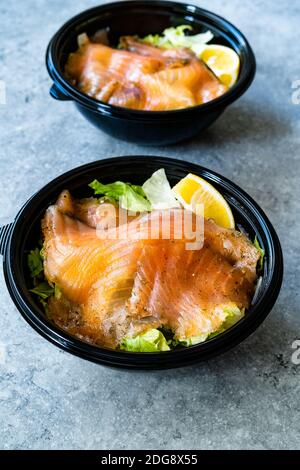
[42,191,260,347]
[65,36,228,111]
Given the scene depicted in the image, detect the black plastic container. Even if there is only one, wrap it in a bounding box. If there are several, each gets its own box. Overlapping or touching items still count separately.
[46,1,256,145]
[0,156,283,369]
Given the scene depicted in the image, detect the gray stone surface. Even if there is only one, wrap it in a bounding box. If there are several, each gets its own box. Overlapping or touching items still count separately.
[0,0,299,450]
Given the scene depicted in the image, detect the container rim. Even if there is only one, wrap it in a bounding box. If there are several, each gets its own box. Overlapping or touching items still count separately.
[2,156,283,369]
[46,0,256,120]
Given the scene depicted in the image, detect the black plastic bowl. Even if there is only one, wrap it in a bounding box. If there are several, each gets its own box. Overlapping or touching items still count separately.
[0,156,283,369]
[46,1,256,145]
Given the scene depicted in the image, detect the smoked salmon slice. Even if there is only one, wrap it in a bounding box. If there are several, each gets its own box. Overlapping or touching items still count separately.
[42,191,259,347]
[65,36,228,111]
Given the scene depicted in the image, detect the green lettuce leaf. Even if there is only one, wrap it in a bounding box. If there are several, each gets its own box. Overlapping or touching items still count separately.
[120,329,170,352]
[142,25,214,55]
[208,306,245,339]
[27,248,44,278]
[142,33,166,47]
[178,334,209,347]
[89,180,151,212]
[254,236,265,272]
[222,305,245,329]
[179,305,245,344]
[28,245,57,302]
[142,169,181,210]
[30,282,54,300]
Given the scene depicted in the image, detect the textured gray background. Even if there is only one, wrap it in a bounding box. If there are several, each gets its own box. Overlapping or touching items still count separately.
[0,0,299,450]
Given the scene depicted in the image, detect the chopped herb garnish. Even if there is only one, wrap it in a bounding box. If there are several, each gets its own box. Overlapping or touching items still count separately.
[30,282,54,300]
[28,244,56,303]
[27,248,44,278]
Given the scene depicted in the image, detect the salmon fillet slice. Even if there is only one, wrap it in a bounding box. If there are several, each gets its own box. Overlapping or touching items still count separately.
[65,37,228,111]
[42,191,259,347]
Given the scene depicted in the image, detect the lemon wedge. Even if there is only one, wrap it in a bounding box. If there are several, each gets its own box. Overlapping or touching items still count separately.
[172,173,235,229]
[200,44,240,87]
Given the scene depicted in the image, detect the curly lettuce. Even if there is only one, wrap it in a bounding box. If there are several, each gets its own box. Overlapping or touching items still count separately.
[142,25,214,55]
[121,305,245,351]
[142,168,180,210]
[89,180,151,212]
[89,169,182,212]
[210,306,245,338]
[121,329,170,352]
[178,305,245,345]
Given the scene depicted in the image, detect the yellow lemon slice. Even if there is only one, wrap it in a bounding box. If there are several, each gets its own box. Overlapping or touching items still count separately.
[172,173,235,229]
[200,44,240,87]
